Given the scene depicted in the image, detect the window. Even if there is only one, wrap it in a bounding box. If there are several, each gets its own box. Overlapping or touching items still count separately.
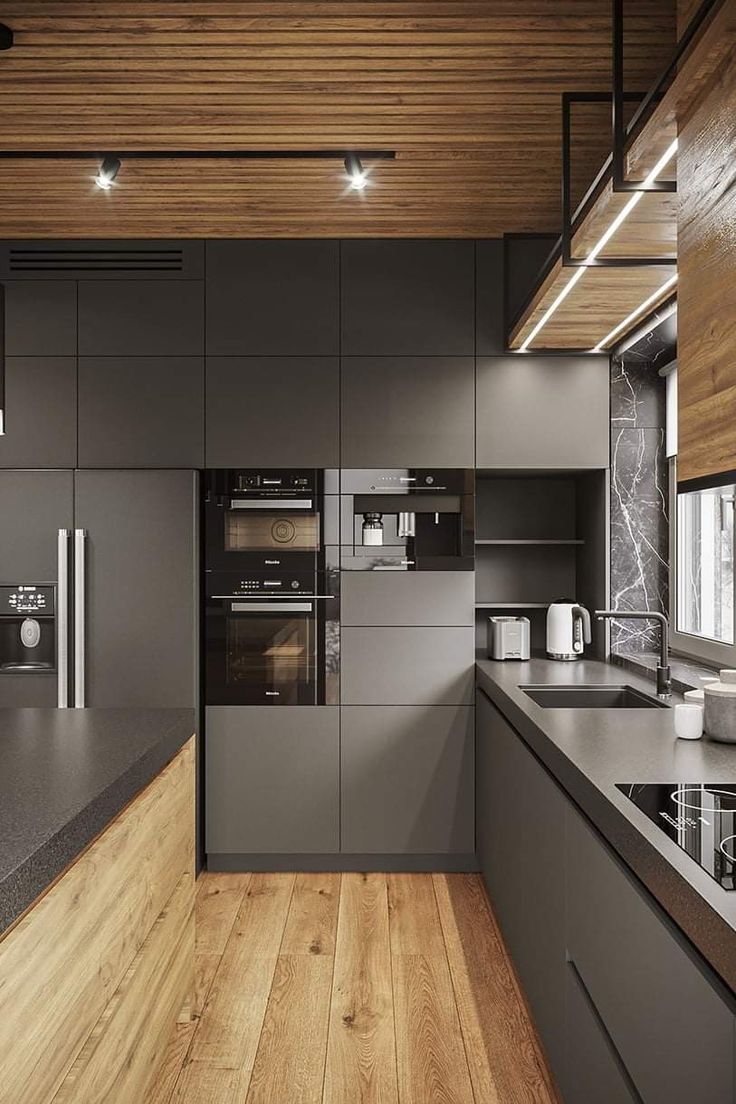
[677,484,735,646]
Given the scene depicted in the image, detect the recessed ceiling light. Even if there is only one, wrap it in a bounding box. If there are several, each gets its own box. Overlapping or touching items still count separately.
[94,156,121,191]
[344,154,368,191]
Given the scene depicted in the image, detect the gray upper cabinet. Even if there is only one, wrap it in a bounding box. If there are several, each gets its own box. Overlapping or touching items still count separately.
[341,240,474,354]
[78,280,204,355]
[476,356,610,469]
[0,469,74,580]
[475,239,504,355]
[341,705,474,854]
[78,357,204,468]
[2,281,77,355]
[0,358,77,468]
[205,240,339,355]
[341,356,475,467]
[205,356,339,467]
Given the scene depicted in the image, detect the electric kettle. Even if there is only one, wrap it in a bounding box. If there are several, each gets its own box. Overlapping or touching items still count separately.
[546,599,591,660]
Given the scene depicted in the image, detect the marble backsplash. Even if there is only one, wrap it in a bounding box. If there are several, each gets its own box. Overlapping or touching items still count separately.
[609,357,669,653]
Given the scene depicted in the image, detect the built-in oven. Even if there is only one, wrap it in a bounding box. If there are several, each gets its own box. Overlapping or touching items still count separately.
[203,469,339,705]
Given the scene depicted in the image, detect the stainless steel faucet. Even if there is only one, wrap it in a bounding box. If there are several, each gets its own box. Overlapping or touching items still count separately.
[594,609,672,698]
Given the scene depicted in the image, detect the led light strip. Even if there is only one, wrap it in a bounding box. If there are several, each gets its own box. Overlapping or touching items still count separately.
[593,272,678,351]
[519,138,678,351]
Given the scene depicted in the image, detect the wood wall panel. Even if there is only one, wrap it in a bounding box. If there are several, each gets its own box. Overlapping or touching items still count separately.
[677,34,736,484]
[0,1,674,238]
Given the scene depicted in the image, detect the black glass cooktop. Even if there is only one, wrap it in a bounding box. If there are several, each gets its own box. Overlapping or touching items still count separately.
[617,784,736,890]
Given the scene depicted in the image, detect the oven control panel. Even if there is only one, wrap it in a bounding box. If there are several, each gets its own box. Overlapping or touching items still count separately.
[0,584,55,616]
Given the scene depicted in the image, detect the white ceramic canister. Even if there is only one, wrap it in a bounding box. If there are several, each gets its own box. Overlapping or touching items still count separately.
[703,671,736,743]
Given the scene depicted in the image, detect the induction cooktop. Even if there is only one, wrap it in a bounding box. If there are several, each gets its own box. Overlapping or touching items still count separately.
[617,784,736,890]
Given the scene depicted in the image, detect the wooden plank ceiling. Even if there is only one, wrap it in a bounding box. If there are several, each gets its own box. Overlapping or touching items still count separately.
[0,0,674,238]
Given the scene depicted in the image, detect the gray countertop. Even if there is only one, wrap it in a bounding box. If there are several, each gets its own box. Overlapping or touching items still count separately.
[0,708,195,937]
[476,655,736,994]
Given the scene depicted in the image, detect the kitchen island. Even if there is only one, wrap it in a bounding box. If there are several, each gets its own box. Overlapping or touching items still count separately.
[0,708,196,1104]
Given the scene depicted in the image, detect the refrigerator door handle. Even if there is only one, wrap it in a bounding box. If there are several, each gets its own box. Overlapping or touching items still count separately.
[57,528,70,708]
[74,529,87,708]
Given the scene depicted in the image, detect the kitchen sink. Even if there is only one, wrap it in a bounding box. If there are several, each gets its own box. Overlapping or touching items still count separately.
[521,684,669,709]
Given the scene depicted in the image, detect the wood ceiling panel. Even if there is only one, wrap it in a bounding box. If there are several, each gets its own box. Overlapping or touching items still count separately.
[0,0,675,238]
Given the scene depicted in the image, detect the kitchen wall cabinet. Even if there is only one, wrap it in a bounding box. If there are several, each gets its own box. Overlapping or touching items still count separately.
[78,280,204,356]
[341,240,474,355]
[0,357,77,468]
[2,280,76,355]
[205,240,339,355]
[78,356,204,468]
[341,571,475,627]
[341,626,475,705]
[476,356,609,469]
[205,356,339,467]
[74,469,198,707]
[206,706,339,856]
[341,356,475,467]
[340,704,474,854]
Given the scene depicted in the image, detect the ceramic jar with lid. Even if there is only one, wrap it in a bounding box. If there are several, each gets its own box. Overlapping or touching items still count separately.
[704,670,736,743]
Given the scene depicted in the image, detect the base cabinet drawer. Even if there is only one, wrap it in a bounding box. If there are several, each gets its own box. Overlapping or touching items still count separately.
[563,963,639,1104]
[206,706,340,855]
[566,806,736,1104]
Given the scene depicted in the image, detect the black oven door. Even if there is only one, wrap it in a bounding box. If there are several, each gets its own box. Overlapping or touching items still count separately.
[205,597,323,705]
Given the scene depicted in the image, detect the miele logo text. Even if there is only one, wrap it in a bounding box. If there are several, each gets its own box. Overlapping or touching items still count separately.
[265,559,281,565]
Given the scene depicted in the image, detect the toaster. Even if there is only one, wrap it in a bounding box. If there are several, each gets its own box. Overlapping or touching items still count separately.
[488,616,531,661]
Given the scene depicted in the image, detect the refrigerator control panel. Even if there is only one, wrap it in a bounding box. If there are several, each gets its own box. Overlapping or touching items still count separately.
[0,584,55,616]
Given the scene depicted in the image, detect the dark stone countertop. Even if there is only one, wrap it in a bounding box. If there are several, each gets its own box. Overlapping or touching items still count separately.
[0,708,195,937]
[476,655,736,994]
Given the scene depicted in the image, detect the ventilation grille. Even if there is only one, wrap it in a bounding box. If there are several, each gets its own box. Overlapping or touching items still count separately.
[0,242,203,280]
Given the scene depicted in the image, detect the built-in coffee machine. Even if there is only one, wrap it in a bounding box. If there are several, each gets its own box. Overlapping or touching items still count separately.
[0,584,56,673]
[340,468,474,571]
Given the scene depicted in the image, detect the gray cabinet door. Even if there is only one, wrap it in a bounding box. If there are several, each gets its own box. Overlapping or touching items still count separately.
[205,240,339,355]
[476,356,610,469]
[205,357,339,467]
[0,358,77,468]
[341,356,475,467]
[74,470,197,707]
[475,690,566,1086]
[475,239,504,355]
[206,706,339,855]
[2,281,77,355]
[78,357,204,468]
[566,806,736,1104]
[341,626,474,705]
[78,280,204,355]
[563,964,639,1104]
[341,705,474,854]
[0,469,73,579]
[341,571,475,627]
[341,241,474,354]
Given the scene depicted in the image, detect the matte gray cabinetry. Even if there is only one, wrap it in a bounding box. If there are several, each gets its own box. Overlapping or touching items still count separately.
[205,357,339,467]
[78,357,205,468]
[341,356,475,467]
[566,806,736,1104]
[340,705,474,854]
[341,240,474,354]
[0,358,77,468]
[206,706,339,855]
[476,356,610,469]
[475,240,504,355]
[563,965,639,1104]
[74,470,198,707]
[78,280,204,355]
[475,689,566,1085]
[341,626,474,705]
[2,281,76,355]
[205,240,339,355]
[341,571,475,627]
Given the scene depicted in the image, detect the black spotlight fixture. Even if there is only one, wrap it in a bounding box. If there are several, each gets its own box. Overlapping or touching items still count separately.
[344,153,367,191]
[94,155,121,191]
[0,23,13,50]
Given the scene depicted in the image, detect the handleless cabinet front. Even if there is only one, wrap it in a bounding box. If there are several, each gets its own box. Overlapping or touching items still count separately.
[2,281,77,355]
[341,571,475,627]
[341,626,474,705]
[0,358,77,468]
[78,281,204,356]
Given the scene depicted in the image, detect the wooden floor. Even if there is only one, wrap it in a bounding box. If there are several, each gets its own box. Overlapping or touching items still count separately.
[146,872,559,1104]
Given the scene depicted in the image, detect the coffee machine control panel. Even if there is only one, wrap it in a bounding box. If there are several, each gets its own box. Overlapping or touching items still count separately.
[0,585,55,616]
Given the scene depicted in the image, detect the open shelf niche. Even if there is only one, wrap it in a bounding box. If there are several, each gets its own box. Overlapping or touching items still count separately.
[475,471,609,658]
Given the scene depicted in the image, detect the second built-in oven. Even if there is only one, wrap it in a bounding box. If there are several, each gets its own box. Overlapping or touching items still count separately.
[203,469,339,705]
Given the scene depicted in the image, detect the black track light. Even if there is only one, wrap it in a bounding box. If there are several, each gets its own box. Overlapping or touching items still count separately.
[0,23,13,50]
[344,154,367,191]
[94,155,121,191]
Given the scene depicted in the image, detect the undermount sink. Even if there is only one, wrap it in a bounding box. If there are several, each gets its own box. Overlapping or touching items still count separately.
[521,684,669,709]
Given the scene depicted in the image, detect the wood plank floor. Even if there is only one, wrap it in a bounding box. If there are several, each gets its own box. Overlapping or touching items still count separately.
[146,872,559,1104]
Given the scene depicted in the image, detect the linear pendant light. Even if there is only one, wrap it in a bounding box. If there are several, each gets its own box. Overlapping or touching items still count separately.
[519,138,678,351]
[593,272,678,351]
